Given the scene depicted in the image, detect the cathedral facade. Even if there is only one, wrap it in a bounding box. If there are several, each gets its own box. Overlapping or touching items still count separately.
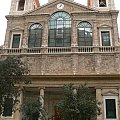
[0,0,120,120]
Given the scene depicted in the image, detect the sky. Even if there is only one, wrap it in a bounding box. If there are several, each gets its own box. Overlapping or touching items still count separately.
[0,0,120,46]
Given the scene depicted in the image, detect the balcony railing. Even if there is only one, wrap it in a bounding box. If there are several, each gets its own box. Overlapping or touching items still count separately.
[78,46,93,53]
[27,48,41,53]
[0,46,117,55]
[48,47,71,53]
[99,46,115,52]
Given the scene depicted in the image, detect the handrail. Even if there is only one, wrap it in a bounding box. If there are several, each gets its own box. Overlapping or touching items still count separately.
[0,46,117,55]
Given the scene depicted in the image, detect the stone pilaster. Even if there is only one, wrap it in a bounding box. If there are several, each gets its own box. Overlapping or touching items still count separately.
[93,21,98,46]
[118,88,120,119]
[72,54,78,75]
[22,23,28,48]
[42,21,49,47]
[71,21,77,47]
[111,13,119,46]
[96,88,103,120]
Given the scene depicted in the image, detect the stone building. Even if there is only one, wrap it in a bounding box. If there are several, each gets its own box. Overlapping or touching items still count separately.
[0,0,120,120]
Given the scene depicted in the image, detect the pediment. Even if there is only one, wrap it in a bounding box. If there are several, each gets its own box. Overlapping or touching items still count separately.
[24,0,96,16]
[102,90,118,96]
[11,27,24,31]
[98,24,112,28]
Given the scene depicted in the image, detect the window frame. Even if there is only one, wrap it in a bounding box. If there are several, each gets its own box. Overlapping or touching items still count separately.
[103,96,118,120]
[17,0,26,11]
[48,11,71,47]
[99,29,112,46]
[28,23,43,48]
[1,96,14,118]
[98,0,108,7]
[10,32,22,48]
[77,21,93,46]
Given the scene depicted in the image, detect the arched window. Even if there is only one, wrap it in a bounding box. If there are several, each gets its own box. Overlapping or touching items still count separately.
[28,23,42,48]
[49,12,71,47]
[18,0,25,11]
[77,22,92,46]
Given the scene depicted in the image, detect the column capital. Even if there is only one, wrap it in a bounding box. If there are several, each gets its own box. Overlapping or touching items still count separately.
[95,86,102,89]
[38,87,45,90]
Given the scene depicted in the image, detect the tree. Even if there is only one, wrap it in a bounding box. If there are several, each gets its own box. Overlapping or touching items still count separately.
[56,84,98,120]
[21,97,48,120]
[0,56,30,114]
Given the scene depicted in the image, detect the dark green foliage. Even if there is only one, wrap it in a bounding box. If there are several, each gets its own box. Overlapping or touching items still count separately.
[21,97,48,120]
[56,84,97,120]
[0,56,30,114]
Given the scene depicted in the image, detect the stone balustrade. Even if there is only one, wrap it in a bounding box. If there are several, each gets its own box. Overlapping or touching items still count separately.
[0,46,118,55]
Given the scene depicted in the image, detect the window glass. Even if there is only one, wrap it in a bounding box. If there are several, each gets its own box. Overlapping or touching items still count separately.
[101,31,111,46]
[2,97,13,117]
[49,12,71,47]
[18,0,25,11]
[28,23,42,48]
[99,0,106,7]
[77,22,92,46]
[106,99,116,119]
[12,34,21,48]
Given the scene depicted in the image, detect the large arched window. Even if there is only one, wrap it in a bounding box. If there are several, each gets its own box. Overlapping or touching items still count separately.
[28,23,42,48]
[49,12,71,47]
[77,22,92,46]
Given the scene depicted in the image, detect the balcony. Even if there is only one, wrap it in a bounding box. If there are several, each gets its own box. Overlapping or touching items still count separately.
[0,46,117,55]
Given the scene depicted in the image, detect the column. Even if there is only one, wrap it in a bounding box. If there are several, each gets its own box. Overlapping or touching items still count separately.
[39,88,45,108]
[96,88,103,120]
[39,88,47,120]
[15,87,23,120]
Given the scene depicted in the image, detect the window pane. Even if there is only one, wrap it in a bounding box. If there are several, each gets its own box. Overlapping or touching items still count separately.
[28,23,42,48]
[77,22,92,46]
[106,99,116,119]
[64,42,70,47]
[99,0,106,7]
[49,12,71,47]
[56,38,63,47]
[18,0,25,11]
[12,34,20,48]
[2,97,13,117]
[49,42,55,47]
[101,31,111,46]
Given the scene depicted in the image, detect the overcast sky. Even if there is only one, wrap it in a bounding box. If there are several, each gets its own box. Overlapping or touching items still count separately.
[0,0,120,45]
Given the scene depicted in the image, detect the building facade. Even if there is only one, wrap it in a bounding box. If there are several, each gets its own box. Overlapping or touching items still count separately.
[0,0,120,120]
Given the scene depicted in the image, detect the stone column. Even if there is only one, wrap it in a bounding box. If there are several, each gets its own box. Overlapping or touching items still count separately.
[39,88,45,108]
[96,88,103,120]
[15,87,23,120]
